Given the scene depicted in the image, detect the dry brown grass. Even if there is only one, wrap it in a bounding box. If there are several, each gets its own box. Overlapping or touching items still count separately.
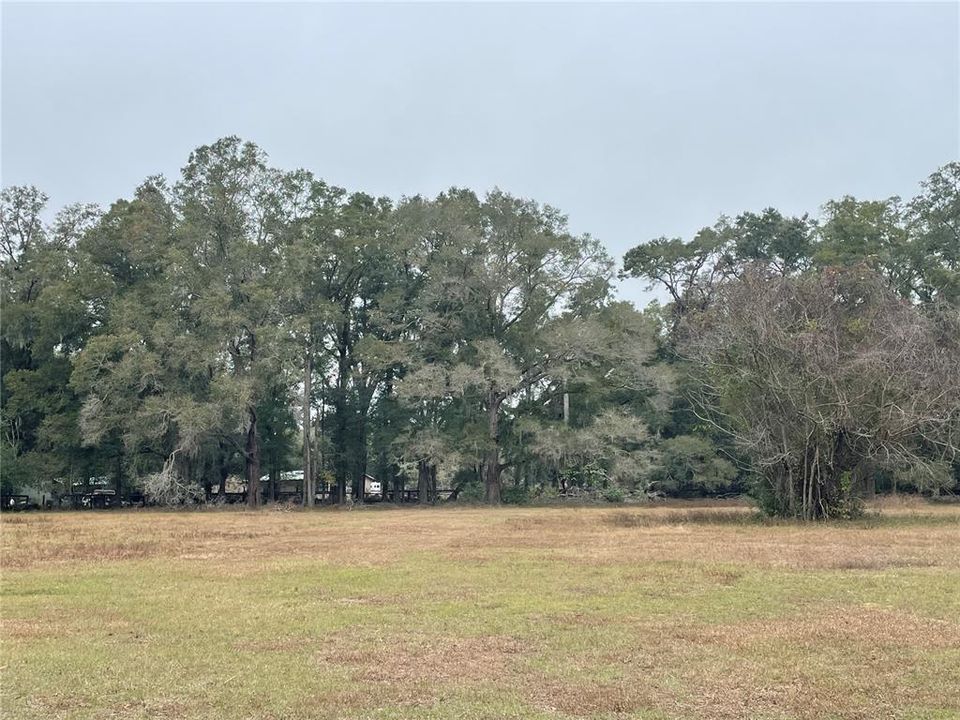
[3,498,958,572]
[2,499,959,720]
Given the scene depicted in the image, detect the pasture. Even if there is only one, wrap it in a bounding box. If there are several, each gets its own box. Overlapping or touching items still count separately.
[2,500,959,719]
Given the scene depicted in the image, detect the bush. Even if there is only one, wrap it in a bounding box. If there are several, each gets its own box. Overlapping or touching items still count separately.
[559,461,608,490]
[502,485,532,505]
[748,477,783,517]
[455,480,485,503]
[532,485,558,502]
[602,486,625,503]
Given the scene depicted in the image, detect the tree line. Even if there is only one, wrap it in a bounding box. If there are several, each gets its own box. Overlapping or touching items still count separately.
[2,138,957,516]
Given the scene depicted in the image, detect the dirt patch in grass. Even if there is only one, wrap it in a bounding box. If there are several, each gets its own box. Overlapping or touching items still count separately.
[529,679,657,716]
[699,606,960,652]
[676,672,835,720]
[0,617,73,640]
[21,694,93,716]
[303,685,436,718]
[105,698,196,719]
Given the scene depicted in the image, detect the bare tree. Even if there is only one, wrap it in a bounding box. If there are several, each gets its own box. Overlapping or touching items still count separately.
[679,265,960,518]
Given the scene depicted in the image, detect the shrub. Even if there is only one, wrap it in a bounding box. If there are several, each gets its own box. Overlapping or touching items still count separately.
[602,486,625,503]
[455,480,485,503]
[502,485,532,505]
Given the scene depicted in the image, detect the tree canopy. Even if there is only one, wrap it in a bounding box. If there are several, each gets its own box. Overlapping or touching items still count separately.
[2,141,957,515]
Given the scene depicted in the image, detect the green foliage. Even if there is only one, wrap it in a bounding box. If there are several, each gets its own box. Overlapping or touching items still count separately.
[650,435,738,495]
[2,146,956,519]
[831,471,865,520]
[501,484,532,505]
[559,461,608,490]
[602,486,625,503]
[455,479,486,503]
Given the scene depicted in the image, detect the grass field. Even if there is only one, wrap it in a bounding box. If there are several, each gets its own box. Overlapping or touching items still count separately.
[2,500,959,720]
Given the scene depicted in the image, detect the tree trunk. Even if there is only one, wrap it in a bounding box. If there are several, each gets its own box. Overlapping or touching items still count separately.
[303,350,314,507]
[218,464,228,497]
[318,396,326,500]
[175,454,191,505]
[483,391,502,504]
[484,449,501,504]
[246,407,260,508]
[353,382,375,504]
[418,460,431,505]
[268,467,278,503]
[333,321,351,504]
[393,470,404,505]
[355,422,367,504]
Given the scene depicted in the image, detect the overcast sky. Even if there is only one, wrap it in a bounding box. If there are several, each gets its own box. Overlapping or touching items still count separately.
[2,2,958,305]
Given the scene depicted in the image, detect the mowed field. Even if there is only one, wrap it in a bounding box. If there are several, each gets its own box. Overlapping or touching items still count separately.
[1,501,959,720]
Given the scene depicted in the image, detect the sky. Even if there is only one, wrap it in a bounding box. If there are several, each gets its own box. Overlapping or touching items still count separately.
[2,2,958,306]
